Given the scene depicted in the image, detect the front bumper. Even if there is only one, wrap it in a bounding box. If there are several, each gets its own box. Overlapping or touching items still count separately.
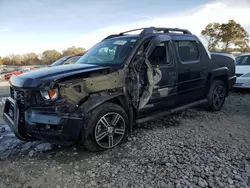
[233,77,250,89]
[3,97,85,143]
[233,83,250,89]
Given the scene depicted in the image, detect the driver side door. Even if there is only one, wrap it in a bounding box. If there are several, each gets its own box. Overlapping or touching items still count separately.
[137,35,178,118]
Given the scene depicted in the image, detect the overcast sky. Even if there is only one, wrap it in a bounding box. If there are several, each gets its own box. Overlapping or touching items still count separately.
[0,0,250,56]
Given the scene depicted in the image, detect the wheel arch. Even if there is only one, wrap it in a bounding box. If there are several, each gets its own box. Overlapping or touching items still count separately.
[81,91,135,132]
[208,67,229,96]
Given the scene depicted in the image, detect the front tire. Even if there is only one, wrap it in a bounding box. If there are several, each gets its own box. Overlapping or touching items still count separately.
[206,80,227,111]
[82,102,128,152]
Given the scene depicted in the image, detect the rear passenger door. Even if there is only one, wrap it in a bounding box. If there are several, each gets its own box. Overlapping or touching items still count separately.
[174,39,207,105]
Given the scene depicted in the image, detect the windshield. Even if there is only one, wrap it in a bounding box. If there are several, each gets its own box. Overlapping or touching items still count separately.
[63,56,81,65]
[76,37,138,65]
[236,55,250,66]
[50,56,71,66]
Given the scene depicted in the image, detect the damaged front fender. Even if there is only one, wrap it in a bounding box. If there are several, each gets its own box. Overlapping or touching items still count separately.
[81,92,124,113]
[58,69,125,105]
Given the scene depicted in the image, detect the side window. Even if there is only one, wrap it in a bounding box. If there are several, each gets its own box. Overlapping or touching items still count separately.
[242,57,249,65]
[236,56,250,65]
[149,42,172,65]
[177,41,199,62]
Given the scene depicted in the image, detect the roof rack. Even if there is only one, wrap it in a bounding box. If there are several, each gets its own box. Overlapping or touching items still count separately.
[102,28,146,41]
[102,27,192,41]
[144,27,192,35]
[102,34,123,41]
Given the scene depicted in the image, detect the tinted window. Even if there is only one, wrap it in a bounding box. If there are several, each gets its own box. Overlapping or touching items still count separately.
[236,56,250,65]
[177,41,199,62]
[148,42,172,65]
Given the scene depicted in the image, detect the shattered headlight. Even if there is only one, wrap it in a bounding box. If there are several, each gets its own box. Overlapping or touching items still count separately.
[40,88,59,100]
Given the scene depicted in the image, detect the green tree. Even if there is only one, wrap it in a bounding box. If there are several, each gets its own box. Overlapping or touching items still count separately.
[41,50,62,64]
[7,54,23,65]
[201,20,249,52]
[201,22,221,51]
[0,56,2,65]
[23,53,40,65]
[219,20,249,52]
[2,56,12,65]
[62,46,86,56]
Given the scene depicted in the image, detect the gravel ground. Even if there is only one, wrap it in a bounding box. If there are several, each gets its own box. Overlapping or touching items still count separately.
[0,91,250,188]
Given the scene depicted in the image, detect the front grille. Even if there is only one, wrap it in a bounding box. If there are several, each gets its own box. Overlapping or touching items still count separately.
[10,87,27,125]
[10,87,14,98]
[236,73,243,77]
[16,91,25,104]
[10,87,26,105]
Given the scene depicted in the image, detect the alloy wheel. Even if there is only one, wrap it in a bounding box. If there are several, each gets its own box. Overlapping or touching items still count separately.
[94,112,126,149]
[213,85,226,109]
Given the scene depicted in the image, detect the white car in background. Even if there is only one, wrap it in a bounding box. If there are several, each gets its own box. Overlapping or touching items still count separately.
[234,53,250,88]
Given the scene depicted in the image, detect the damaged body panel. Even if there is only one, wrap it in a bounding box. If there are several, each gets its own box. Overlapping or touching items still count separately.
[137,35,171,109]
[3,27,236,151]
[59,69,125,105]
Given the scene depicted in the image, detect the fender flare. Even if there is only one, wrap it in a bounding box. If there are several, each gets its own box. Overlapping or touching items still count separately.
[207,67,229,93]
[80,92,124,113]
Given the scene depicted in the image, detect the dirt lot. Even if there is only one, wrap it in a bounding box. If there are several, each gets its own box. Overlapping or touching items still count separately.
[0,91,250,188]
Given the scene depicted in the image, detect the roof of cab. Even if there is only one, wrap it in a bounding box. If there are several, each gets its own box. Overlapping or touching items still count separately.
[102,27,194,41]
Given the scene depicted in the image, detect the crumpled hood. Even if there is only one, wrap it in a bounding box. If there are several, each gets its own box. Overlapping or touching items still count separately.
[9,64,110,88]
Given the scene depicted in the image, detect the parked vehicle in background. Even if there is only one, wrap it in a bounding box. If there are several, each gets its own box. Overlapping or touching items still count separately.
[234,53,250,88]
[49,54,82,67]
[3,55,82,80]
[0,68,13,75]
[4,67,36,80]
[3,27,236,152]
[0,68,15,80]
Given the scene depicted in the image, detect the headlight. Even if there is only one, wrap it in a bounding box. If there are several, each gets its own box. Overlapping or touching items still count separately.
[40,88,59,100]
[242,73,250,77]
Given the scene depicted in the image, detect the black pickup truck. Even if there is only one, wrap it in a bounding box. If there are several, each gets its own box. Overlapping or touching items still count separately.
[3,27,236,151]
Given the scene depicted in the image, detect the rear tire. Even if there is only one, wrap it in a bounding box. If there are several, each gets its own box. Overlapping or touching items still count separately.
[82,102,128,152]
[206,80,226,111]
